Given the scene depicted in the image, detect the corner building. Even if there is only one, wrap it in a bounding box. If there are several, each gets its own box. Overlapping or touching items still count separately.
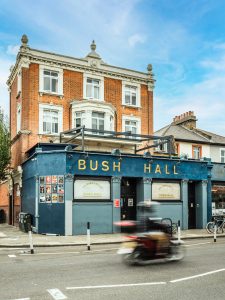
[5,35,212,234]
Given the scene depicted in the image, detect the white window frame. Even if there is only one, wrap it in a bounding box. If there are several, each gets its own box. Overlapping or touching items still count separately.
[71,101,115,131]
[92,111,105,133]
[122,81,140,107]
[122,115,141,135]
[74,111,85,128]
[17,104,21,133]
[17,70,22,95]
[220,148,225,163]
[39,65,63,96]
[83,73,104,101]
[39,104,63,135]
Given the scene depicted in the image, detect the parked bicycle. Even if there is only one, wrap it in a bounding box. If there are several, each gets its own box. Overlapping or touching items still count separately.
[206,216,225,234]
[161,218,178,235]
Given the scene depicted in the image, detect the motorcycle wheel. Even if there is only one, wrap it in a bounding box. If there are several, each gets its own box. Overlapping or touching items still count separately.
[122,247,143,266]
[169,243,185,261]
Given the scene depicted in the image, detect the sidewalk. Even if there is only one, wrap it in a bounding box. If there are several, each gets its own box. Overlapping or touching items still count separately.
[0,224,224,248]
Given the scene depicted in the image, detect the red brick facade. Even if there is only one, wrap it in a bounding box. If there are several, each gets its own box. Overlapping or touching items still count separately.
[4,38,155,224]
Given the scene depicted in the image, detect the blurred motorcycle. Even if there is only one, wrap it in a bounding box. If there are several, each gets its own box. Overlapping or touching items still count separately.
[116,202,185,265]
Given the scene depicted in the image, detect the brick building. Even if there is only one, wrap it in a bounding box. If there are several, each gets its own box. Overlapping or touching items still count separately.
[2,34,155,224]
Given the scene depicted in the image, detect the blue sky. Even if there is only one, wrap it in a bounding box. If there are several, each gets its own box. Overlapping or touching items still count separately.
[0,0,225,135]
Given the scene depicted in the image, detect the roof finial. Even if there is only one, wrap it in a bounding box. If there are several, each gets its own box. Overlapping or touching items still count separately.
[21,34,28,47]
[91,40,96,51]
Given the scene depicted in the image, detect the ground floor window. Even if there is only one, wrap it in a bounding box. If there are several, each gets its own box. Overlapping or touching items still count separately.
[152,182,181,201]
[212,184,225,215]
[74,178,110,201]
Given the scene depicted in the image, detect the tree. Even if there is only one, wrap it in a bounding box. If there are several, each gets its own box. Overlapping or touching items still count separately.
[0,108,10,181]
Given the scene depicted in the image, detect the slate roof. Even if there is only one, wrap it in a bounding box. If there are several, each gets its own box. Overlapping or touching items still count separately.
[154,124,225,145]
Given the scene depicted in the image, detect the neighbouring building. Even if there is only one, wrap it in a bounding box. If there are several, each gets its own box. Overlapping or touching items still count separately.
[154,111,225,216]
[0,35,214,234]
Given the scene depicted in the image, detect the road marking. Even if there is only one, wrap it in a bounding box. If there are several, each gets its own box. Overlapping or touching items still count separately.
[47,288,67,299]
[8,254,16,258]
[67,282,166,290]
[13,298,30,300]
[20,248,119,256]
[170,268,225,283]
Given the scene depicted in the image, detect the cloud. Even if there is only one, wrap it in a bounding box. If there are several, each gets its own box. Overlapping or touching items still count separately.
[128,33,146,47]
[6,45,20,56]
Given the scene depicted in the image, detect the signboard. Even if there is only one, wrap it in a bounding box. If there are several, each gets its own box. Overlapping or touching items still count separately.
[152,182,180,200]
[74,179,110,200]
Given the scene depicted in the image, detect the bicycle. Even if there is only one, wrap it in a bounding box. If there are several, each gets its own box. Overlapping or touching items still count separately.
[161,218,178,235]
[206,216,225,234]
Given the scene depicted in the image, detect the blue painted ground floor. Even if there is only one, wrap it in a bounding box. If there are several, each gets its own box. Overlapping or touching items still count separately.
[19,143,218,235]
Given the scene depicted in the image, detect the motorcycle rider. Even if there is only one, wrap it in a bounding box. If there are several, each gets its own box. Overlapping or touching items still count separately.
[136,201,170,256]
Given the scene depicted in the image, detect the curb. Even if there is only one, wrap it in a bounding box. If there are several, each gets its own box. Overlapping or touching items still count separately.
[1,234,225,248]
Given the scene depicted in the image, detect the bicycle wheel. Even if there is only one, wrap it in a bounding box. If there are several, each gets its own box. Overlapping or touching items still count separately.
[172,223,178,234]
[206,222,215,234]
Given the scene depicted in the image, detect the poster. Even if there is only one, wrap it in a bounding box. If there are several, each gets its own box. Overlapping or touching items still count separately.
[39,175,65,203]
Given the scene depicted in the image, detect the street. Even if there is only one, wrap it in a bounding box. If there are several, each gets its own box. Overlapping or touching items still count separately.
[0,238,225,300]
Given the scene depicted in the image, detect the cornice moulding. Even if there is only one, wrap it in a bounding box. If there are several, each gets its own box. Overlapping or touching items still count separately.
[7,48,155,87]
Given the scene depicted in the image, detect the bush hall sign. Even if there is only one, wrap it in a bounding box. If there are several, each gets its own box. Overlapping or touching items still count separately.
[77,159,179,175]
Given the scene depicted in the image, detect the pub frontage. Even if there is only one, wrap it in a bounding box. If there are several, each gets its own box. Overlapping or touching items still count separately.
[21,143,213,235]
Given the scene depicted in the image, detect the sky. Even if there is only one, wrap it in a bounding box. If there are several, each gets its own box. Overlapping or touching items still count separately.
[0,0,225,135]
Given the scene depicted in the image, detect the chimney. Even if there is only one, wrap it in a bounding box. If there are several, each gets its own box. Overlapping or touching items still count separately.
[172,111,197,129]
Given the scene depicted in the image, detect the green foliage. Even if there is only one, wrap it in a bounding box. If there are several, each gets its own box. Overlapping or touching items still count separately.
[0,108,10,181]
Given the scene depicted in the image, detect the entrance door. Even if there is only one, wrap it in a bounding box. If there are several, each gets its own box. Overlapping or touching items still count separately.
[188,182,196,229]
[121,178,136,220]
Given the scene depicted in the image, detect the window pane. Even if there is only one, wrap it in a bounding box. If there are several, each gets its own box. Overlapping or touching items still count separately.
[132,93,136,105]
[44,70,50,76]
[44,77,50,91]
[86,84,92,97]
[51,72,58,77]
[51,78,58,93]
[94,86,99,99]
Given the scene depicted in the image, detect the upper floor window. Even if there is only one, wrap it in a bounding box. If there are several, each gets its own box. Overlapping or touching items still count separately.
[39,65,63,96]
[192,145,202,159]
[92,112,104,132]
[43,70,59,93]
[17,70,22,95]
[221,149,225,163]
[39,104,63,135]
[86,78,100,99]
[16,104,21,133]
[122,115,141,137]
[74,111,85,128]
[122,81,140,107]
[83,73,104,101]
[125,120,137,134]
[124,85,137,106]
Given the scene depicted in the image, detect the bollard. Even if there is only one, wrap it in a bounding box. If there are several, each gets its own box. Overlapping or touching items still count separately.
[214,221,217,243]
[87,222,91,251]
[28,230,34,254]
[177,220,181,243]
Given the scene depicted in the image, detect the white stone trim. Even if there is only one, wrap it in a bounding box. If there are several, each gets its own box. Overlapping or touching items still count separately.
[122,115,141,134]
[39,64,63,96]
[83,72,104,101]
[122,80,141,108]
[39,103,63,135]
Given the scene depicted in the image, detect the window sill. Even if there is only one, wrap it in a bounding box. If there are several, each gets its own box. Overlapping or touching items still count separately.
[39,133,60,136]
[39,91,64,99]
[84,97,104,101]
[122,104,141,109]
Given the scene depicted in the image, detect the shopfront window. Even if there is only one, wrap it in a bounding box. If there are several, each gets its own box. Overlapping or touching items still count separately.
[212,184,225,215]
